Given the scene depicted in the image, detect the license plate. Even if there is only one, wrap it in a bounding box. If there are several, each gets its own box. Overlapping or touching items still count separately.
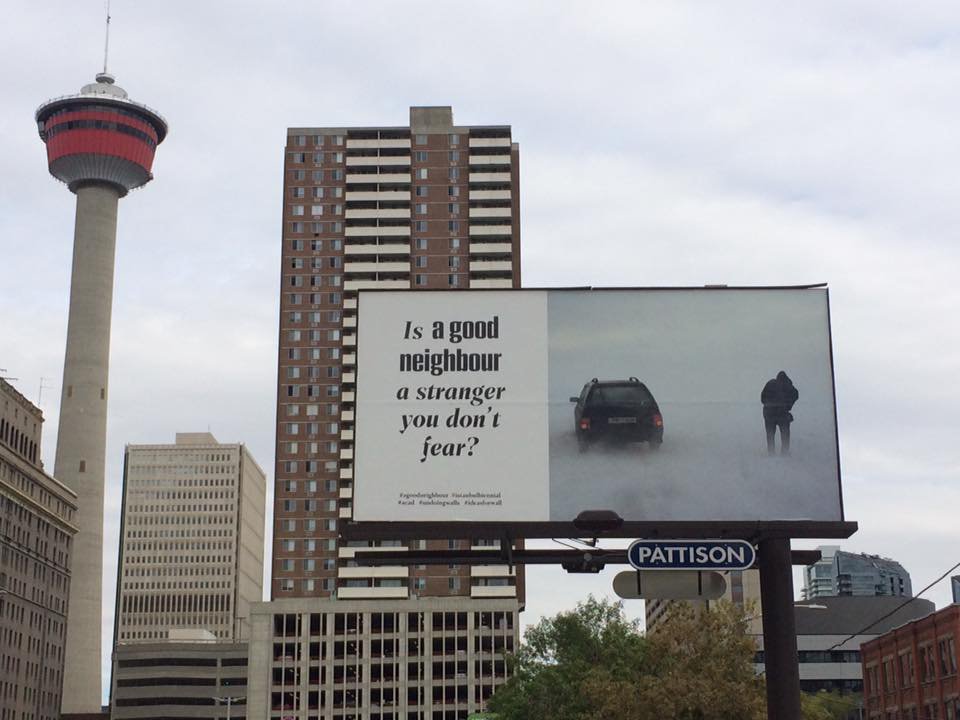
[608,417,637,424]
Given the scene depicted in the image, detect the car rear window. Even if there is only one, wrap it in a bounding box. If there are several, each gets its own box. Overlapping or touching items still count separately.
[587,384,653,406]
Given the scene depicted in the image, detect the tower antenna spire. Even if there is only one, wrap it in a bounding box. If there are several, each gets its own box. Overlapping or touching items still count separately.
[102,0,111,74]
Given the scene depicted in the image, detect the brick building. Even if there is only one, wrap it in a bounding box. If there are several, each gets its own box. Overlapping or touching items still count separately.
[0,378,77,720]
[861,603,958,719]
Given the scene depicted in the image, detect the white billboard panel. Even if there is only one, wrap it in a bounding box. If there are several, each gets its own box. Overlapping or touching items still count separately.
[353,288,842,524]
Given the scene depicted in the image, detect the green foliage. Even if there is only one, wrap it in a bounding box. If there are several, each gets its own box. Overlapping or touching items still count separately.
[488,597,766,720]
[801,690,863,720]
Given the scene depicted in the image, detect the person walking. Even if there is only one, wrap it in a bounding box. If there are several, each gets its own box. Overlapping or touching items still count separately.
[761,371,799,455]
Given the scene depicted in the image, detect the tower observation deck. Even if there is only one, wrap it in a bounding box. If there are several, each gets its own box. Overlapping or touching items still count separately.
[36,73,167,716]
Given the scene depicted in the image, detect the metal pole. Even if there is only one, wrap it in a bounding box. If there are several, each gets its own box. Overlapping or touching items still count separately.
[758,537,801,720]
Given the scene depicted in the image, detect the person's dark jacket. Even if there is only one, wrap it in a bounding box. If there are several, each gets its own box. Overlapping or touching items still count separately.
[761,371,799,422]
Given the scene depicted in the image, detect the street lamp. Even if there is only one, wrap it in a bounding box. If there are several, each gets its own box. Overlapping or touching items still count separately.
[213,695,246,720]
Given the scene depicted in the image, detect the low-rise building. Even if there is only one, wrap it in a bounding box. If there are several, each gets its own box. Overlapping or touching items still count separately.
[861,603,959,719]
[0,378,78,720]
[754,595,935,699]
[110,633,247,719]
[247,597,518,720]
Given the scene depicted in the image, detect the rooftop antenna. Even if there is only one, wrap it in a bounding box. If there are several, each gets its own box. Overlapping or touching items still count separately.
[102,0,111,75]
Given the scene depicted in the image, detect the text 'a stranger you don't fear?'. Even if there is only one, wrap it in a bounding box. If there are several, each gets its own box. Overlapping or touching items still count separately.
[394,316,506,463]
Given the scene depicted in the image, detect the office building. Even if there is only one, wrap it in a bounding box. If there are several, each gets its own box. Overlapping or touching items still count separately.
[0,378,78,720]
[272,106,520,602]
[246,597,517,719]
[861,602,957,719]
[755,595,934,699]
[110,633,247,720]
[36,70,168,715]
[113,433,266,644]
[803,546,912,599]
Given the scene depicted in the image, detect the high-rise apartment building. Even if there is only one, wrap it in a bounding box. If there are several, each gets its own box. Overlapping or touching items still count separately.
[272,106,521,605]
[802,545,912,599]
[0,378,77,720]
[113,433,266,644]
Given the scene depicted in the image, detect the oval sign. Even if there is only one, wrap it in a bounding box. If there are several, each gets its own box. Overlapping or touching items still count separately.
[627,539,756,571]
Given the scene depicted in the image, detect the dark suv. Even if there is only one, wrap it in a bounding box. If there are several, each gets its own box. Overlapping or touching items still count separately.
[569,378,664,452]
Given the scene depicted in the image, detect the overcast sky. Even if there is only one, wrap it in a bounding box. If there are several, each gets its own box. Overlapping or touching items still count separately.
[3,0,959,702]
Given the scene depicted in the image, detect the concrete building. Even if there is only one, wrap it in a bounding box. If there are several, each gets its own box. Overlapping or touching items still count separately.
[273,106,521,605]
[645,568,764,636]
[861,602,957,719]
[110,633,247,720]
[113,433,266,644]
[36,72,167,715]
[0,379,78,720]
[246,597,517,720]
[754,596,934,700]
[803,546,912,599]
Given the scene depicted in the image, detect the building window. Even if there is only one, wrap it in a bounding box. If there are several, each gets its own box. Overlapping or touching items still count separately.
[448,203,459,215]
[449,134,459,146]
[416,203,427,215]
[415,274,427,286]
[312,170,324,182]
[448,151,459,162]
[415,151,428,162]
[292,187,305,198]
[312,186,324,199]
[448,186,460,197]
[416,168,428,180]
[416,238,428,250]
[448,256,460,269]
[415,221,428,232]
[448,220,459,232]
[291,205,305,216]
[280,579,294,591]
[415,256,427,268]
[313,135,325,146]
[311,205,323,216]
[448,577,460,591]
[449,238,461,249]
[415,134,428,145]
[448,168,459,180]
[415,186,428,197]
[448,274,459,287]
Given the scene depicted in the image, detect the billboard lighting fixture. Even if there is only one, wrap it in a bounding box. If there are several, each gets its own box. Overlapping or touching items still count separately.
[573,510,623,534]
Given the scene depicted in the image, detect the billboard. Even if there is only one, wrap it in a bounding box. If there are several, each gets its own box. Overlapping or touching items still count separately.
[353,288,842,525]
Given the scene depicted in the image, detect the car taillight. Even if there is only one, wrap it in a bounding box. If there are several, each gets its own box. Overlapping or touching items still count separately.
[653,414,663,428]
[579,418,591,430]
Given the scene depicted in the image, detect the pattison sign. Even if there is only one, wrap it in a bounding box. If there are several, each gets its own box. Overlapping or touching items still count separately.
[627,540,756,571]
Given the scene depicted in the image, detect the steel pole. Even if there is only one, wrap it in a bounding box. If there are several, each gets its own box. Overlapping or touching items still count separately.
[758,537,802,720]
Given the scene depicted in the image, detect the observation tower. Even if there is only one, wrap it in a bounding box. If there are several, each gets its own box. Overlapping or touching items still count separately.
[36,72,167,715]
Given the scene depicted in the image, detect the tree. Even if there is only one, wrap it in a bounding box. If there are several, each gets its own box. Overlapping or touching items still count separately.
[488,597,766,720]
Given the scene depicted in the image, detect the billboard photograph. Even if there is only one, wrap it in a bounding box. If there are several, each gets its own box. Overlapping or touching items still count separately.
[352,288,842,525]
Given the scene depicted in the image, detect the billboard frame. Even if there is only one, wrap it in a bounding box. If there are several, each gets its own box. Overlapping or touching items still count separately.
[347,284,847,540]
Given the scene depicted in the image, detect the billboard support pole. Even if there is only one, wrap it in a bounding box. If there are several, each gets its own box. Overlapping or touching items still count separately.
[758,536,801,720]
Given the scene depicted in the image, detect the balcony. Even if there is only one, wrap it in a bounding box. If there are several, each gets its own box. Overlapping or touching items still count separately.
[469,225,512,237]
[344,242,410,256]
[339,545,407,558]
[470,260,513,273]
[468,207,512,219]
[340,447,354,461]
[345,225,410,237]
[470,278,513,289]
[343,279,410,291]
[339,486,352,499]
[338,507,352,519]
[470,565,516,577]
[339,467,353,480]
[346,138,411,149]
[337,586,409,600]
[342,391,356,402]
[342,334,357,346]
[469,190,511,201]
[468,137,512,148]
[346,155,411,167]
[344,261,411,273]
[469,155,511,166]
[344,208,411,219]
[345,191,409,202]
[342,317,357,328]
[469,172,511,183]
[340,427,355,439]
[469,241,512,255]
[340,410,355,422]
[339,566,409,579]
[342,298,358,310]
[346,173,411,184]
[470,586,516,598]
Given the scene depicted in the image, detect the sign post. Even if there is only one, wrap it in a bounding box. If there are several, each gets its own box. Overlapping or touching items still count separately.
[759,537,801,720]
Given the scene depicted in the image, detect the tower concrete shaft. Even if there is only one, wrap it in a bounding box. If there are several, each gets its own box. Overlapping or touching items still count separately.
[55,182,120,714]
